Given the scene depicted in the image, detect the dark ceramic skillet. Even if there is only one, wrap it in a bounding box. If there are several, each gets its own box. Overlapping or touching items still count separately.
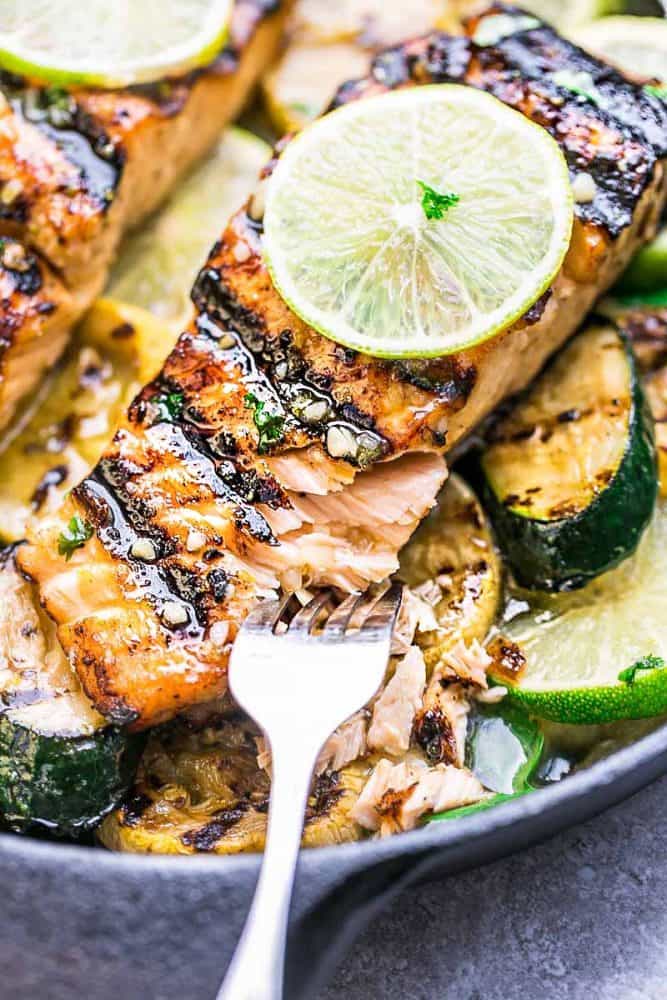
[1,720,667,999]
[2,0,666,995]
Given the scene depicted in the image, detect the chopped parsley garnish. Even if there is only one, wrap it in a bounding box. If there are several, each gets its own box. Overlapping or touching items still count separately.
[552,70,606,109]
[244,391,285,452]
[58,515,94,560]
[618,654,666,685]
[153,390,184,423]
[417,180,460,221]
[645,84,667,101]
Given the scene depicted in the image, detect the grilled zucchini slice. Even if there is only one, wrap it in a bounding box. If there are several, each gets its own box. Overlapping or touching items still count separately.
[398,472,502,671]
[0,548,141,835]
[98,716,368,854]
[479,322,657,591]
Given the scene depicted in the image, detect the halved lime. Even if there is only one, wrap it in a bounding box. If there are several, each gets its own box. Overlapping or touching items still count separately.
[495,503,667,725]
[571,16,667,81]
[263,85,573,359]
[0,0,233,88]
[107,128,270,325]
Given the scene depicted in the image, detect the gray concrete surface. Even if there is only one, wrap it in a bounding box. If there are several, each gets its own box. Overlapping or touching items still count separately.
[321,773,667,1000]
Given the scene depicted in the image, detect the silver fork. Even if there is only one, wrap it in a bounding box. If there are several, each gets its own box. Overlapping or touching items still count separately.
[217,582,403,1000]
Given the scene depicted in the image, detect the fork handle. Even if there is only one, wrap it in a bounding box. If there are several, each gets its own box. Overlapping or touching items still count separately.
[217,741,318,1000]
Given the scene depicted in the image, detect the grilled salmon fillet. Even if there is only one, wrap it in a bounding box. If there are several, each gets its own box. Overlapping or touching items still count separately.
[0,0,290,429]
[19,5,667,729]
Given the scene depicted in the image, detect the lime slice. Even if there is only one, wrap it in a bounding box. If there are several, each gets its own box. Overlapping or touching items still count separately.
[263,85,573,359]
[107,128,270,325]
[495,503,667,725]
[571,16,667,81]
[0,0,232,88]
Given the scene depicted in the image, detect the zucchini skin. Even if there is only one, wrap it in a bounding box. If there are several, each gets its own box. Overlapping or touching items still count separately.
[479,333,658,591]
[0,718,144,837]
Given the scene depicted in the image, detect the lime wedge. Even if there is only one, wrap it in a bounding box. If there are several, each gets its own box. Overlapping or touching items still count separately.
[107,128,270,325]
[0,0,232,88]
[263,85,573,359]
[495,504,667,724]
[571,16,667,81]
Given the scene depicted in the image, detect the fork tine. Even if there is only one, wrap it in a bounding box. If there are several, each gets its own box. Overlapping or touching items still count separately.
[289,590,334,634]
[323,591,365,637]
[243,592,294,632]
[359,580,404,634]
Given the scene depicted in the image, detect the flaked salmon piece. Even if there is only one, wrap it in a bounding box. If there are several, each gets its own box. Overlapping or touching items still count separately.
[412,639,491,766]
[256,709,370,777]
[350,756,487,834]
[315,711,369,775]
[0,0,290,429]
[440,638,492,688]
[368,647,426,756]
[18,6,667,730]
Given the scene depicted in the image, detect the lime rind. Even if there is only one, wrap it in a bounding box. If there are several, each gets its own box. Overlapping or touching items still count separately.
[263,84,573,360]
[0,0,233,88]
[496,504,667,724]
[503,669,667,726]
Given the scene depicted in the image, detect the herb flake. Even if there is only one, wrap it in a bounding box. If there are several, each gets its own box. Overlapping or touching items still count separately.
[552,69,606,109]
[645,84,667,101]
[58,515,94,560]
[153,390,184,423]
[417,180,460,221]
[244,392,285,452]
[618,654,666,685]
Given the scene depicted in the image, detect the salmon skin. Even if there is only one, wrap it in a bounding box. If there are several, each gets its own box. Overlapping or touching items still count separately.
[0,0,290,429]
[19,5,667,730]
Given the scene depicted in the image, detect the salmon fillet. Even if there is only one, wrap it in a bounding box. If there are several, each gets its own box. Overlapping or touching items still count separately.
[0,0,290,428]
[19,5,667,729]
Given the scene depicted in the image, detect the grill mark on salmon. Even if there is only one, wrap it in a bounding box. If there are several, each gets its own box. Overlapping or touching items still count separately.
[18,6,667,729]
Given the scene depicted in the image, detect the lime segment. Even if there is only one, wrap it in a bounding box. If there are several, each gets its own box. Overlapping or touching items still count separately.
[0,0,232,87]
[496,504,667,724]
[263,85,573,359]
[107,128,270,324]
